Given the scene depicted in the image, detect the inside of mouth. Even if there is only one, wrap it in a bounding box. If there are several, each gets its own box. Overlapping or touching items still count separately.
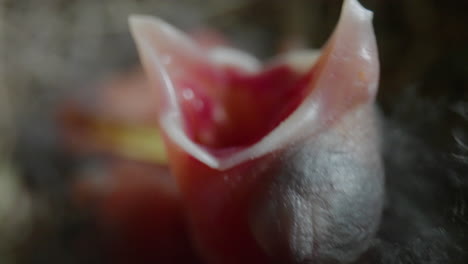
[175,62,315,149]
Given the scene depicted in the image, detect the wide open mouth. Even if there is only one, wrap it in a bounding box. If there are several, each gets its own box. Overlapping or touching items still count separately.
[174,55,317,150]
[130,0,379,169]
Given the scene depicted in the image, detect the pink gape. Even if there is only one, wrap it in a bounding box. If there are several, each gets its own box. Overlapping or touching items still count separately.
[130,0,383,263]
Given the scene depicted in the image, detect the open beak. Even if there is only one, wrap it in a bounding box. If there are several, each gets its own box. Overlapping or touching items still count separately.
[130,0,384,263]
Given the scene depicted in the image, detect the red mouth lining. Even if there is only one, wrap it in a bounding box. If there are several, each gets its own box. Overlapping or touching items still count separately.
[176,63,316,149]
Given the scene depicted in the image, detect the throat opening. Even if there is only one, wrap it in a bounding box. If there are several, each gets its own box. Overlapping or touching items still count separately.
[176,63,315,149]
